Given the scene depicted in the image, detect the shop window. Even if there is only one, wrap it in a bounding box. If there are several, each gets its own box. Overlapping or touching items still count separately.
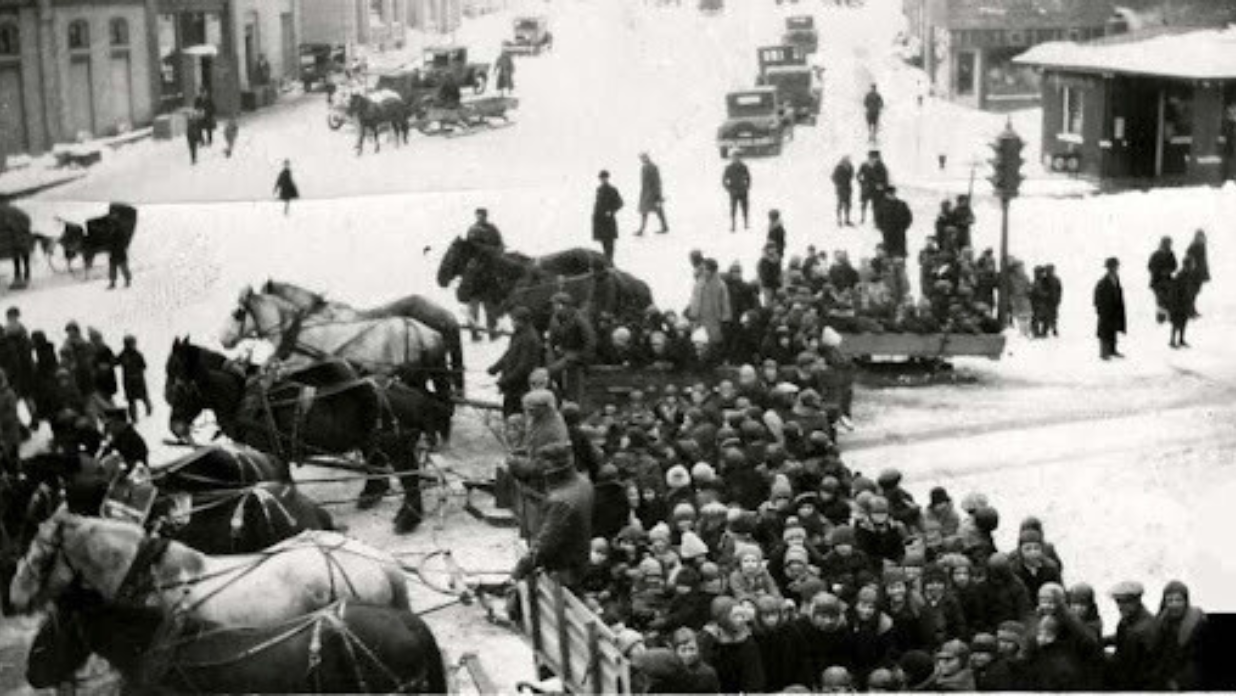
[0,23,18,57]
[68,19,90,50]
[956,51,976,96]
[985,46,1040,98]
[110,18,129,47]
[1063,85,1084,136]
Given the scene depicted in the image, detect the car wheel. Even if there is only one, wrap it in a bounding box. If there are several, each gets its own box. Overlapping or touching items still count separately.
[327,112,346,130]
[474,73,488,95]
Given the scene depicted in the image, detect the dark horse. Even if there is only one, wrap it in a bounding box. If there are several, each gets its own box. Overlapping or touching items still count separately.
[27,591,448,694]
[165,338,452,533]
[348,92,411,155]
[437,237,654,331]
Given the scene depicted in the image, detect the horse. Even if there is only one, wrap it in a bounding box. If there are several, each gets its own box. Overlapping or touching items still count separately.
[436,236,507,339]
[218,287,451,397]
[28,590,447,694]
[9,511,410,625]
[262,279,466,392]
[165,338,448,531]
[347,91,411,155]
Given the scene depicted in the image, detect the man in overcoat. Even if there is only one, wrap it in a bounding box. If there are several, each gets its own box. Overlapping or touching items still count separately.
[489,306,543,416]
[636,153,668,235]
[592,170,624,262]
[512,443,594,589]
[1093,257,1126,360]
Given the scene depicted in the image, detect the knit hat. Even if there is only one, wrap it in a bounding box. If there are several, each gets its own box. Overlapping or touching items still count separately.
[1067,582,1096,606]
[793,492,821,510]
[639,557,663,578]
[820,476,841,495]
[769,474,793,501]
[882,567,907,587]
[937,639,969,661]
[672,502,697,522]
[821,326,842,348]
[699,562,721,583]
[867,495,890,514]
[971,633,998,655]
[810,592,843,617]
[691,462,717,484]
[829,525,856,547]
[929,486,951,507]
[665,465,691,490]
[1017,528,1043,546]
[784,545,810,568]
[649,522,672,544]
[1020,515,1044,533]
[710,595,738,623]
[877,468,902,489]
[783,525,808,545]
[973,506,1000,533]
[997,621,1025,643]
[921,564,948,587]
[735,545,764,566]
[679,532,709,561]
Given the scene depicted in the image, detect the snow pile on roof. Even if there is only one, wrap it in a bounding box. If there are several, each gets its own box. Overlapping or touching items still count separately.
[1015,26,1236,79]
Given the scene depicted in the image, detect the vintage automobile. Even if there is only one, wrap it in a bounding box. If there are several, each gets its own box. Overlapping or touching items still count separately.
[716,87,790,157]
[299,43,346,92]
[502,16,553,55]
[373,67,438,106]
[699,0,723,13]
[756,45,822,124]
[783,15,819,54]
[421,46,490,94]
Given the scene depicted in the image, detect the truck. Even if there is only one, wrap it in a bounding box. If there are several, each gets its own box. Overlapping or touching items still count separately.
[299,43,346,92]
[421,46,490,94]
[716,87,790,158]
[783,15,819,55]
[502,16,553,56]
[756,45,822,125]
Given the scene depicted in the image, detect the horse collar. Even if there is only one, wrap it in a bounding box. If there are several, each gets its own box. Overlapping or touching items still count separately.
[115,536,172,604]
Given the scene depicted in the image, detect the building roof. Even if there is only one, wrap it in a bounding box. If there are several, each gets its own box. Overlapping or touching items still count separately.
[940,0,1122,31]
[1015,26,1236,79]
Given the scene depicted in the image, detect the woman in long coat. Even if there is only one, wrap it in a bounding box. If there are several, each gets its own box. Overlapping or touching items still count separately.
[274,159,300,215]
[495,51,515,94]
[1184,229,1209,317]
[687,259,731,346]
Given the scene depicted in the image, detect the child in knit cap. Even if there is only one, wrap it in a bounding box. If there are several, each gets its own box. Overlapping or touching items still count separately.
[793,492,831,549]
[631,556,670,630]
[781,544,822,599]
[729,546,783,603]
[819,475,852,526]
[819,525,871,603]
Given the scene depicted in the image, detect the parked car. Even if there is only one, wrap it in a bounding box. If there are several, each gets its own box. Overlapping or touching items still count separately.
[503,16,553,55]
[716,87,790,157]
[421,46,490,94]
[782,15,819,54]
[756,46,822,125]
[299,43,346,92]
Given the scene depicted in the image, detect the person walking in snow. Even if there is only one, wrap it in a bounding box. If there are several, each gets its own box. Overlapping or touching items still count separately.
[1167,260,1198,349]
[194,92,217,146]
[856,150,889,224]
[1147,236,1177,322]
[186,114,203,165]
[1184,229,1209,317]
[223,118,239,158]
[723,151,751,231]
[636,152,668,235]
[274,160,300,216]
[864,84,885,140]
[592,170,624,262]
[1093,257,1126,360]
[495,50,515,95]
[831,155,854,226]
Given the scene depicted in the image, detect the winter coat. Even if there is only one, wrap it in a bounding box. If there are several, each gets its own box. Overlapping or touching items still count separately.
[490,324,543,394]
[1166,272,1196,323]
[935,667,976,692]
[856,161,888,197]
[495,52,515,91]
[766,222,786,258]
[274,169,299,201]
[757,256,782,291]
[850,612,896,684]
[117,347,147,392]
[1008,267,1033,316]
[1093,274,1127,337]
[688,275,732,344]
[925,505,960,537]
[548,309,596,363]
[527,470,594,587]
[1186,239,1210,284]
[698,624,766,693]
[0,386,21,450]
[922,593,968,646]
[591,480,630,540]
[102,424,148,468]
[658,590,713,632]
[592,182,624,241]
[955,583,988,634]
[1155,605,1207,690]
[980,568,1032,627]
[678,662,722,693]
[876,198,912,257]
[639,161,663,214]
[791,617,856,689]
[1147,248,1178,290]
[885,595,933,656]
[864,90,884,117]
[1110,604,1161,690]
[92,344,118,399]
[832,160,854,195]
[722,161,751,194]
[2,327,34,398]
[856,520,905,564]
[728,568,782,603]
[1022,640,1086,691]
[757,623,803,692]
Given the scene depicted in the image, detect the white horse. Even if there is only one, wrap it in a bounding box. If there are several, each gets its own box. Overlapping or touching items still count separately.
[219,286,448,387]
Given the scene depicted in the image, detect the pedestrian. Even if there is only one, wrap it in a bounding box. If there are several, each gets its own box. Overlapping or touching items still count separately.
[87,328,117,405]
[3,308,34,419]
[864,84,884,139]
[488,306,543,417]
[1167,264,1195,349]
[1184,229,1208,317]
[1045,264,1062,336]
[765,210,786,259]
[1107,581,1161,690]
[117,334,152,422]
[757,244,782,307]
[875,186,911,259]
[723,151,751,231]
[856,150,888,224]
[63,321,96,399]
[495,50,515,95]
[464,207,504,340]
[686,258,731,352]
[106,203,134,289]
[1093,257,1126,360]
[223,118,239,158]
[186,113,202,165]
[592,169,624,262]
[1147,236,1177,321]
[636,152,668,235]
[1154,580,1207,691]
[510,443,594,590]
[1,202,33,288]
[274,159,300,216]
[547,292,597,405]
[831,155,854,226]
[29,330,57,429]
[1030,265,1051,338]
[0,369,20,474]
[194,92,217,146]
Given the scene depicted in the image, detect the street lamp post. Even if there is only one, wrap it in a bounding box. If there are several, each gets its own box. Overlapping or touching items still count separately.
[988,120,1024,328]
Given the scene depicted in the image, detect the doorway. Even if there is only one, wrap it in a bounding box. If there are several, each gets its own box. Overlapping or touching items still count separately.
[0,65,27,156]
[67,57,96,138]
[110,54,134,128]
[1120,78,1159,178]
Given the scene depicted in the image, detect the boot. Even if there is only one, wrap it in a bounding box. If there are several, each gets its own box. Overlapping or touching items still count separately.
[357,475,391,510]
[394,501,423,534]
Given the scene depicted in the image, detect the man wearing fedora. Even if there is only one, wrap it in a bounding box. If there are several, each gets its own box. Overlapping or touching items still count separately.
[592,170,624,262]
[1093,257,1127,360]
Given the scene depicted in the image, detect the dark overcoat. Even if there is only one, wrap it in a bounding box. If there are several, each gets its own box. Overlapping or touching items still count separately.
[1093,274,1127,337]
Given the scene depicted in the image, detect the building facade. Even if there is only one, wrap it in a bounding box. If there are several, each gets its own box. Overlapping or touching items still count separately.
[1,0,156,160]
[153,0,299,118]
[406,0,460,35]
[1017,28,1236,186]
[902,0,1236,111]
[300,0,406,51]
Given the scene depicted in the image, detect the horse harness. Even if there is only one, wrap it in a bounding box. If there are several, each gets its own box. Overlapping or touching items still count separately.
[115,535,172,605]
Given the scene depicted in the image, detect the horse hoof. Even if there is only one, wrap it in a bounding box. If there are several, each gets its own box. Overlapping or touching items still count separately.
[394,507,423,534]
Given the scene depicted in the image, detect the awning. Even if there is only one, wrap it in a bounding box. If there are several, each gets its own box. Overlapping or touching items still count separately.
[1015,27,1236,80]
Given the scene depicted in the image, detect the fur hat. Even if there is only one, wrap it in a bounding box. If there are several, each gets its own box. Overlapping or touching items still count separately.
[929,486,951,507]
[921,564,948,586]
[960,492,989,514]
[679,532,709,561]
[784,545,810,568]
[665,465,691,490]
[882,567,908,587]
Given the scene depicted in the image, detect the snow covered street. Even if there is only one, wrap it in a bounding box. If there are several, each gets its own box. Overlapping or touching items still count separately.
[4,0,1236,690]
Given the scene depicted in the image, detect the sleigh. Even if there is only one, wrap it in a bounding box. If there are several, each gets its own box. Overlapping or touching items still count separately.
[411,96,519,136]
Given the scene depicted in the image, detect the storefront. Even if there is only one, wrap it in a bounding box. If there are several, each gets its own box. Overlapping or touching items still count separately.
[1017,28,1236,186]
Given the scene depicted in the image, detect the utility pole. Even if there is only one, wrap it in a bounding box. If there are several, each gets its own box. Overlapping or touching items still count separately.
[988,120,1024,327]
